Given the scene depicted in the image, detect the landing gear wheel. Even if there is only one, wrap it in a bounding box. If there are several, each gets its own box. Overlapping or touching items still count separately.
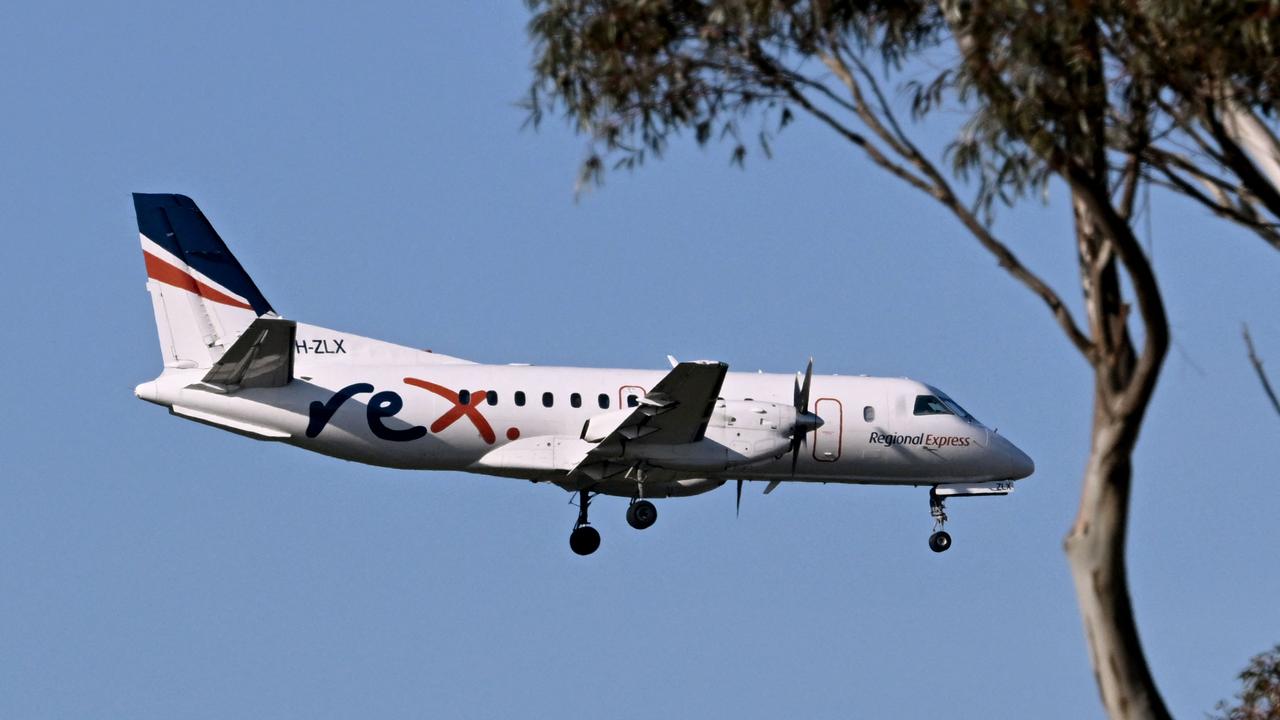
[927,488,952,553]
[626,500,658,530]
[568,489,601,555]
[570,526,601,556]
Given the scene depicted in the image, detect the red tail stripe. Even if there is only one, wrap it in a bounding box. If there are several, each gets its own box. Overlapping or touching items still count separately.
[143,251,253,310]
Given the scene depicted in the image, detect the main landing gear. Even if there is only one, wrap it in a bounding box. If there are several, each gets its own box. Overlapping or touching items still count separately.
[569,489,601,556]
[626,499,657,530]
[624,464,657,531]
[568,492,661,555]
[928,488,953,553]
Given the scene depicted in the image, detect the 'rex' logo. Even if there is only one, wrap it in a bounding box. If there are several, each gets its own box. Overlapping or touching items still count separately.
[403,377,496,444]
[305,377,499,444]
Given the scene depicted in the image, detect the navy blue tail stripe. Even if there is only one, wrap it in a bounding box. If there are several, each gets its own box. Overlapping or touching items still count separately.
[133,193,273,315]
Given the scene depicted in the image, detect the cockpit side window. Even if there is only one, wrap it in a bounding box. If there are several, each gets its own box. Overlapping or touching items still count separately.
[913,395,952,416]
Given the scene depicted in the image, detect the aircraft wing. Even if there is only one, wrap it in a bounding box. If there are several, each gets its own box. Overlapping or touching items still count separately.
[566,360,727,486]
[200,317,296,390]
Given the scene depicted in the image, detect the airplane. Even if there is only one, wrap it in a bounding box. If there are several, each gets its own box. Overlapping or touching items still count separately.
[130,193,1035,556]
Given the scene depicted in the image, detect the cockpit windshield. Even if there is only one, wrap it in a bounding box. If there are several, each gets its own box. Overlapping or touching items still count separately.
[914,387,980,424]
[913,395,951,415]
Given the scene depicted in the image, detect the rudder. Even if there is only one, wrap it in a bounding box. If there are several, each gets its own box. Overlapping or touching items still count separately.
[134,193,274,369]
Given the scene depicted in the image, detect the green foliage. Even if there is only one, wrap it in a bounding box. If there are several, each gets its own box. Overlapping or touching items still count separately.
[525,0,1280,238]
[1213,644,1280,720]
[524,0,942,188]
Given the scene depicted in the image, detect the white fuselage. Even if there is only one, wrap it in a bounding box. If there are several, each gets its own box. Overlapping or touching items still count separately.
[136,323,1034,498]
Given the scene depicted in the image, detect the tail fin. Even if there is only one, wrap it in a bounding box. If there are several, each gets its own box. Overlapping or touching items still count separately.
[134,193,274,370]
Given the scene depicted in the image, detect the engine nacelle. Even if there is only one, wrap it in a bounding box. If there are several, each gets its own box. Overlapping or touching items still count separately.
[627,400,798,471]
[659,476,727,496]
[589,475,726,498]
[704,399,795,465]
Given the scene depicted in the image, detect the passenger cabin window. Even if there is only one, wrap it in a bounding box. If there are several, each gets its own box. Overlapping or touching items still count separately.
[542,392,554,407]
[458,389,471,405]
[515,391,526,407]
[486,390,498,406]
[913,395,951,416]
[570,392,582,408]
[627,394,639,408]
[863,406,875,422]
[598,393,610,409]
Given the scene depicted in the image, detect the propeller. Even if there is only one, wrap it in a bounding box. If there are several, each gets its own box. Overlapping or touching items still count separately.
[790,357,824,474]
[737,358,823,517]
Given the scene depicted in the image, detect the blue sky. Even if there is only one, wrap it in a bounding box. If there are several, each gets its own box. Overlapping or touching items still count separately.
[2,3,1277,718]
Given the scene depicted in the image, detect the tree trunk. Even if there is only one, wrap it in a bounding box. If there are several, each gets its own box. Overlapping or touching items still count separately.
[1065,410,1172,720]
[1064,192,1172,720]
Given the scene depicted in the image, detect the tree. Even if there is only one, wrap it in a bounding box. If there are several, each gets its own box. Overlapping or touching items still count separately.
[523,2,1280,717]
[1212,645,1280,720]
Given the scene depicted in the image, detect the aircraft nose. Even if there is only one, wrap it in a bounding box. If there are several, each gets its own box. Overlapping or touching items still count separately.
[994,434,1035,479]
[1006,439,1035,479]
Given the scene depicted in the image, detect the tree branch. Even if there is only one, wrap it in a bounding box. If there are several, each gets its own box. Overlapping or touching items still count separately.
[1117,154,1142,223]
[1243,323,1280,417]
[813,40,1097,361]
[1063,165,1170,421]
[1201,97,1280,226]
[1145,161,1280,250]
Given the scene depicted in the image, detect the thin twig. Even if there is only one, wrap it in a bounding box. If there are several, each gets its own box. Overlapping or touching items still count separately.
[1243,323,1280,417]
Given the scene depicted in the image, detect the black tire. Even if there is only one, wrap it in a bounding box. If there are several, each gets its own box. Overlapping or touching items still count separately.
[626,500,658,530]
[929,531,952,553]
[570,525,601,555]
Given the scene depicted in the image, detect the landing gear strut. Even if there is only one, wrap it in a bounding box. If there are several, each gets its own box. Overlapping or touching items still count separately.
[626,499,658,530]
[569,489,601,556]
[928,488,952,553]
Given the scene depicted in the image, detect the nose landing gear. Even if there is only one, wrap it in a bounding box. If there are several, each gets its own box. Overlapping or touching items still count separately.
[569,489,601,556]
[928,488,952,553]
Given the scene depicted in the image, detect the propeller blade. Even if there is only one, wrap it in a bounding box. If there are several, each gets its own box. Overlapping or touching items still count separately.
[736,479,743,517]
[797,357,813,413]
[763,480,781,495]
[791,357,816,474]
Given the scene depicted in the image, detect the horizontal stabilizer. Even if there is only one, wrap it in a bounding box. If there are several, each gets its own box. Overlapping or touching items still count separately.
[201,317,296,390]
[171,405,291,440]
